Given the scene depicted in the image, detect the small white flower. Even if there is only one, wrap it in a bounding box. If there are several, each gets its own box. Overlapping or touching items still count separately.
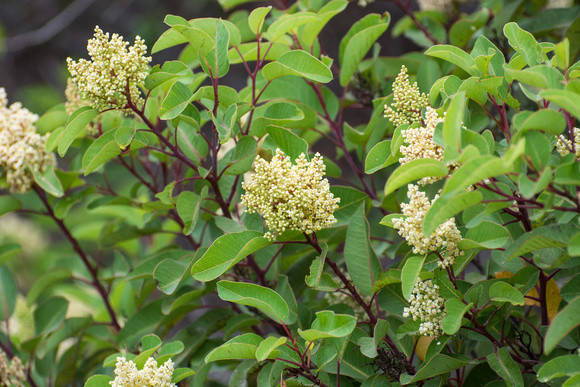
[384,66,430,128]
[392,185,463,268]
[403,279,446,337]
[241,149,340,240]
[110,357,176,387]
[556,128,580,159]
[67,26,151,112]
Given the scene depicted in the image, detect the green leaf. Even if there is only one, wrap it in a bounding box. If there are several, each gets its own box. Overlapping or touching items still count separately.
[443,91,465,158]
[34,296,68,335]
[458,221,510,250]
[118,300,164,347]
[225,136,257,176]
[489,281,525,305]
[144,60,190,90]
[544,295,580,354]
[205,333,263,362]
[442,156,511,194]
[486,347,524,387]
[569,231,580,256]
[442,298,472,335]
[0,266,17,321]
[541,89,580,121]
[425,45,479,76]
[266,125,308,161]
[339,13,390,86]
[176,188,205,236]
[84,375,114,387]
[364,140,394,174]
[248,6,272,35]
[203,19,230,78]
[172,368,196,383]
[357,319,389,358]
[538,355,580,382]
[262,50,332,83]
[401,256,425,301]
[400,354,470,384]
[305,242,328,289]
[58,106,99,156]
[501,224,575,263]
[29,164,64,197]
[160,15,215,56]
[157,341,185,364]
[555,161,580,186]
[512,109,566,136]
[82,130,121,175]
[209,103,237,144]
[504,22,544,67]
[449,8,491,48]
[255,336,287,362]
[384,159,448,197]
[159,81,195,120]
[114,126,135,150]
[423,190,482,236]
[134,334,163,369]
[301,1,348,47]
[298,310,357,341]
[217,280,289,323]
[0,196,21,217]
[344,204,382,295]
[0,244,21,267]
[154,258,190,295]
[192,231,270,282]
[266,12,320,43]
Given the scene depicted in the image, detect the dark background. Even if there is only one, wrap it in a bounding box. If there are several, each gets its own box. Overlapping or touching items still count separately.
[0,0,410,115]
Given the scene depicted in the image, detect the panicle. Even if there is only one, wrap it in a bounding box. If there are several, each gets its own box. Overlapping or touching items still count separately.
[241,149,340,240]
[384,66,430,128]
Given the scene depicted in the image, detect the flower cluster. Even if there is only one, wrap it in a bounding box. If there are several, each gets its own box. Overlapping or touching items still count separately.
[67,26,151,112]
[400,107,446,185]
[384,66,430,128]
[64,78,100,136]
[0,88,55,193]
[241,149,340,240]
[0,350,26,387]
[556,128,580,159]
[110,357,175,387]
[392,185,463,268]
[403,279,446,337]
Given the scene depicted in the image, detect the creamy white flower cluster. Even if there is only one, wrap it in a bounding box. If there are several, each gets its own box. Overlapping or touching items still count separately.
[0,88,55,193]
[403,279,446,337]
[400,107,446,185]
[64,78,100,136]
[67,26,151,112]
[556,128,580,160]
[241,149,340,240]
[384,65,430,128]
[0,350,26,387]
[110,357,176,387]
[357,0,375,6]
[392,185,463,269]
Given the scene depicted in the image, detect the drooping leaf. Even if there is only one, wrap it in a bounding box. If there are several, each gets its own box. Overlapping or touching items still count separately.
[384,159,448,197]
[0,266,17,321]
[537,355,580,383]
[339,13,390,86]
[176,188,207,236]
[305,242,328,289]
[82,130,121,175]
[544,295,580,354]
[344,204,382,295]
[489,281,525,305]
[217,281,289,323]
[298,310,356,341]
[262,50,333,83]
[400,354,470,385]
[504,22,545,67]
[423,190,483,236]
[401,256,425,301]
[205,333,263,362]
[255,336,287,362]
[487,347,524,387]
[442,298,472,335]
[30,164,64,198]
[159,81,195,120]
[192,231,270,282]
[58,106,99,156]
[425,45,479,76]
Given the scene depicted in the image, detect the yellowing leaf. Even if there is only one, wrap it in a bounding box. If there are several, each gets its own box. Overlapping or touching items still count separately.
[416,336,434,361]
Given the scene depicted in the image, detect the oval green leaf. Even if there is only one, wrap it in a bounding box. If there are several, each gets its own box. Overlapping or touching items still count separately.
[217,280,289,323]
[384,159,448,197]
